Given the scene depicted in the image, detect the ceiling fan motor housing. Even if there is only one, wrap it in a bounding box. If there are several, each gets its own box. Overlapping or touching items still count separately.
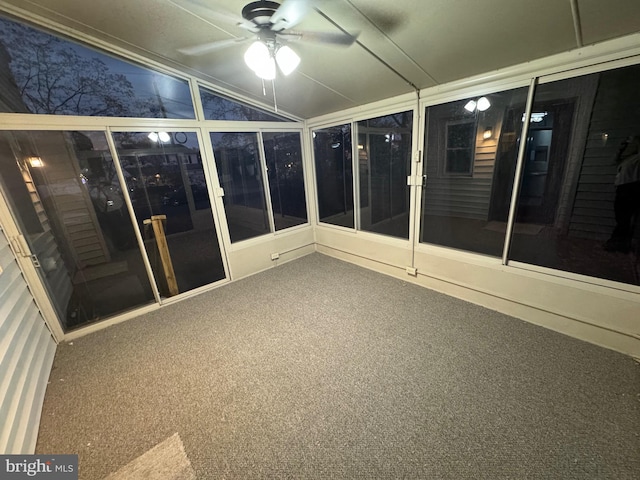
[242,1,281,27]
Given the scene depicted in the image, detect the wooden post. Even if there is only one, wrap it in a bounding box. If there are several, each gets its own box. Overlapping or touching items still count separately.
[143,215,179,297]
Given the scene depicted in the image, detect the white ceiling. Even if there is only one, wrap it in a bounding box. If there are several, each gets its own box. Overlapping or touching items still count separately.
[1,0,640,119]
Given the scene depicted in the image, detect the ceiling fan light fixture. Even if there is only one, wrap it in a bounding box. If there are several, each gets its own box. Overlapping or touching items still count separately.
[244,40,269,71]
[257,56,276,79]
[275,45,300,76]
[244,40,276,79]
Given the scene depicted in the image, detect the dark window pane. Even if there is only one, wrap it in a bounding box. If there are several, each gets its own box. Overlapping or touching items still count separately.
[357,111,413,239]
[0,130,156,331]
[112,132,226,296]
[210,132,271,242]
[445,121,475,175]
[200,87,289,121]
[263,132,308,230]
[420,87,529,256]
[509,64,640,286]
[313,124,354,228]
[0,16,195,118]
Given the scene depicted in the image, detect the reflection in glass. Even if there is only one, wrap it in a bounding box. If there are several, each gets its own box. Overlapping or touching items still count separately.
[357,111,413,239]
[210,132,271,242]
[112,132,226,296]
[199,87,288,122]
[509,65,640,286]
[420,87,529,256]
[313,124,354,228]
[0,131,156,330]
[263,132,308,231]
[0,16,195,118]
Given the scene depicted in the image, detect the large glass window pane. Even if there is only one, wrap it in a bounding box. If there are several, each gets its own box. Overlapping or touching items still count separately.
[357,111,413,239]
[200,87,289,122]
[113,132,226,296]
[263,132,308,230]
[420,87,529,256]
[210,132,271,242]
[0,131,156,331]
[0,16,195,118]
[313,124,354,228]
[509,64,640,286]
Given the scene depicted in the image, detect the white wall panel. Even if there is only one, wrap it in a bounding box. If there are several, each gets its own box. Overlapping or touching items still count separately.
[227,227,315,280]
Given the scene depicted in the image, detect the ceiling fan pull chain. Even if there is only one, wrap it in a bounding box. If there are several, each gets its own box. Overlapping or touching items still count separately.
[272,80,278,113]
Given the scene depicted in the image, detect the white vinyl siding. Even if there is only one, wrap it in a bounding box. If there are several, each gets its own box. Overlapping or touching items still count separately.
[0,224,56,453]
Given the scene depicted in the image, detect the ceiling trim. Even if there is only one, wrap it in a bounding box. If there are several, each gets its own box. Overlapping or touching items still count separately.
[307,91,417,128]
[341,0,438,85]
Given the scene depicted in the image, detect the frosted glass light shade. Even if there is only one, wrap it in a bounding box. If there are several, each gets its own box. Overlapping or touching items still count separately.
[244,41,276,79]
[256,56,276,79]
[275,45,300,75]
[244,41,269,71]
[476,96,491,111]
[148,132,171,143]
[464,100,476,112]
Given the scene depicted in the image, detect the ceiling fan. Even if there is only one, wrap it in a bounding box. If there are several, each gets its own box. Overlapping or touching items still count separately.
[173,0,358,80]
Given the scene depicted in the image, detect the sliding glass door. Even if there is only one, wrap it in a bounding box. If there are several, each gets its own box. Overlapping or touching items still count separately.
[0,128,229,332]
[0,130,156,330]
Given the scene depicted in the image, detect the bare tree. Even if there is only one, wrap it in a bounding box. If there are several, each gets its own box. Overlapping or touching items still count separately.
[201,89,284,122]
[0,18,135,116]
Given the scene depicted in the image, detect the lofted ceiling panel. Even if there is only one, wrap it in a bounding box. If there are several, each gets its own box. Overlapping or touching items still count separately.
[577,0,640,45]
[0,0,639,119]
[346,0,578,85]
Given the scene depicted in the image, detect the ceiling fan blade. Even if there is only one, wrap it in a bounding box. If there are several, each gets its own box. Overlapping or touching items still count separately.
[270,0,313,31]
[281,30,359,46]
[178,37,251,56]
[169,0,258,32]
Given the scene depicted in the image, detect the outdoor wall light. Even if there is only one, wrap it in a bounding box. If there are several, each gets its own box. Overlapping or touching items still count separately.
[464,96,491,113]
[483,127,493,140]
[464,100,477,112]
[476,97,491,111]
[148,132,171,143]
[27,156,44,168]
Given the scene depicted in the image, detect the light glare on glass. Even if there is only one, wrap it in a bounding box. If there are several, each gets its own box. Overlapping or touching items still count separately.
[27,156,44,167]
[476,97,491,111]
[148,132,171,143]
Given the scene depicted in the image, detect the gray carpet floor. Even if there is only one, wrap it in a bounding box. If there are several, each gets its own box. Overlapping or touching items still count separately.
[36,253,640,479]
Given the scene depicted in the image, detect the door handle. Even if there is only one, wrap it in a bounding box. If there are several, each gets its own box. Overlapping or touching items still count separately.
[10,234,31,257]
